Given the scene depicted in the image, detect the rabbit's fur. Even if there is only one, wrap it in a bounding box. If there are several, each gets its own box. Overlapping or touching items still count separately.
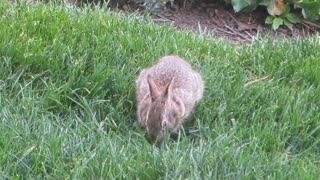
[135,55,204,143]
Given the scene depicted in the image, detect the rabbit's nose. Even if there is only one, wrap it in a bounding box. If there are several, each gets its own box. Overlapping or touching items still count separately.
[145,132,155,143]
[145,132,163,144]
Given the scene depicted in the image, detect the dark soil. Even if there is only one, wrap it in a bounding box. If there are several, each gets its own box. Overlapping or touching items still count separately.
[120,0,320,43]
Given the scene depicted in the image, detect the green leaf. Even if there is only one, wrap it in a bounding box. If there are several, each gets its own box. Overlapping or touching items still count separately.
[283,4,291,15]
[246,0,261,6]
[295,1,320,21]
[231,0,249,12]
[265,16,274,24]
[259,0,269,6]
[272,17,284,30]
[302,8,319,21]
[286,13,301,23]
[284,19,294,31]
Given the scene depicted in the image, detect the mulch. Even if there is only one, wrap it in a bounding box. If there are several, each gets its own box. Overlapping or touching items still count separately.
[121,0,320,43]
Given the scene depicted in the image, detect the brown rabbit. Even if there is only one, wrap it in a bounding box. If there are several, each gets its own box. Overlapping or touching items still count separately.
[135,55,204,143]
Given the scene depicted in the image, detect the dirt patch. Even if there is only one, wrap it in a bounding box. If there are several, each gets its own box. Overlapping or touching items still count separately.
[127,1,320,43]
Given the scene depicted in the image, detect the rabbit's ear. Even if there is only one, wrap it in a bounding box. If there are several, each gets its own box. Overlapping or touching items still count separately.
[147,75,160,101]
[164,78,175,101]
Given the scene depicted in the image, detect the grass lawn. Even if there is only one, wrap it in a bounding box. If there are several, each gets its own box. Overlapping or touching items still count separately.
[0,1,319,179]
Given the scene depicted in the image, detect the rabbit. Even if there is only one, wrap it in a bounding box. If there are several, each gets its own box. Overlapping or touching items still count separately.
[135,55,204,143]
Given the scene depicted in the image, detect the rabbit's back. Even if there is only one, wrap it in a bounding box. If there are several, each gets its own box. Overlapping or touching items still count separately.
[151,56,195,88]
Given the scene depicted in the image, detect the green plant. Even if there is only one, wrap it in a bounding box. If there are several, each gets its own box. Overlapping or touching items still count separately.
[265,5,301,30]
[224,0,320,30]
[138,0,319,30]
[294,0,320,21]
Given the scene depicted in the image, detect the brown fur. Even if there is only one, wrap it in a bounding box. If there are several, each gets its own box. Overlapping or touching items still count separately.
[135,55,204,143]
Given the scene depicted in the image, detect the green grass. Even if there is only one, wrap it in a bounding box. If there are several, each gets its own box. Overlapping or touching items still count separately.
[0,1,319,179]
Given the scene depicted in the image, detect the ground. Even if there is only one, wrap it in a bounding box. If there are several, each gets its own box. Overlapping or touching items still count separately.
[121,0,320,43]
[26,0,320,42]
